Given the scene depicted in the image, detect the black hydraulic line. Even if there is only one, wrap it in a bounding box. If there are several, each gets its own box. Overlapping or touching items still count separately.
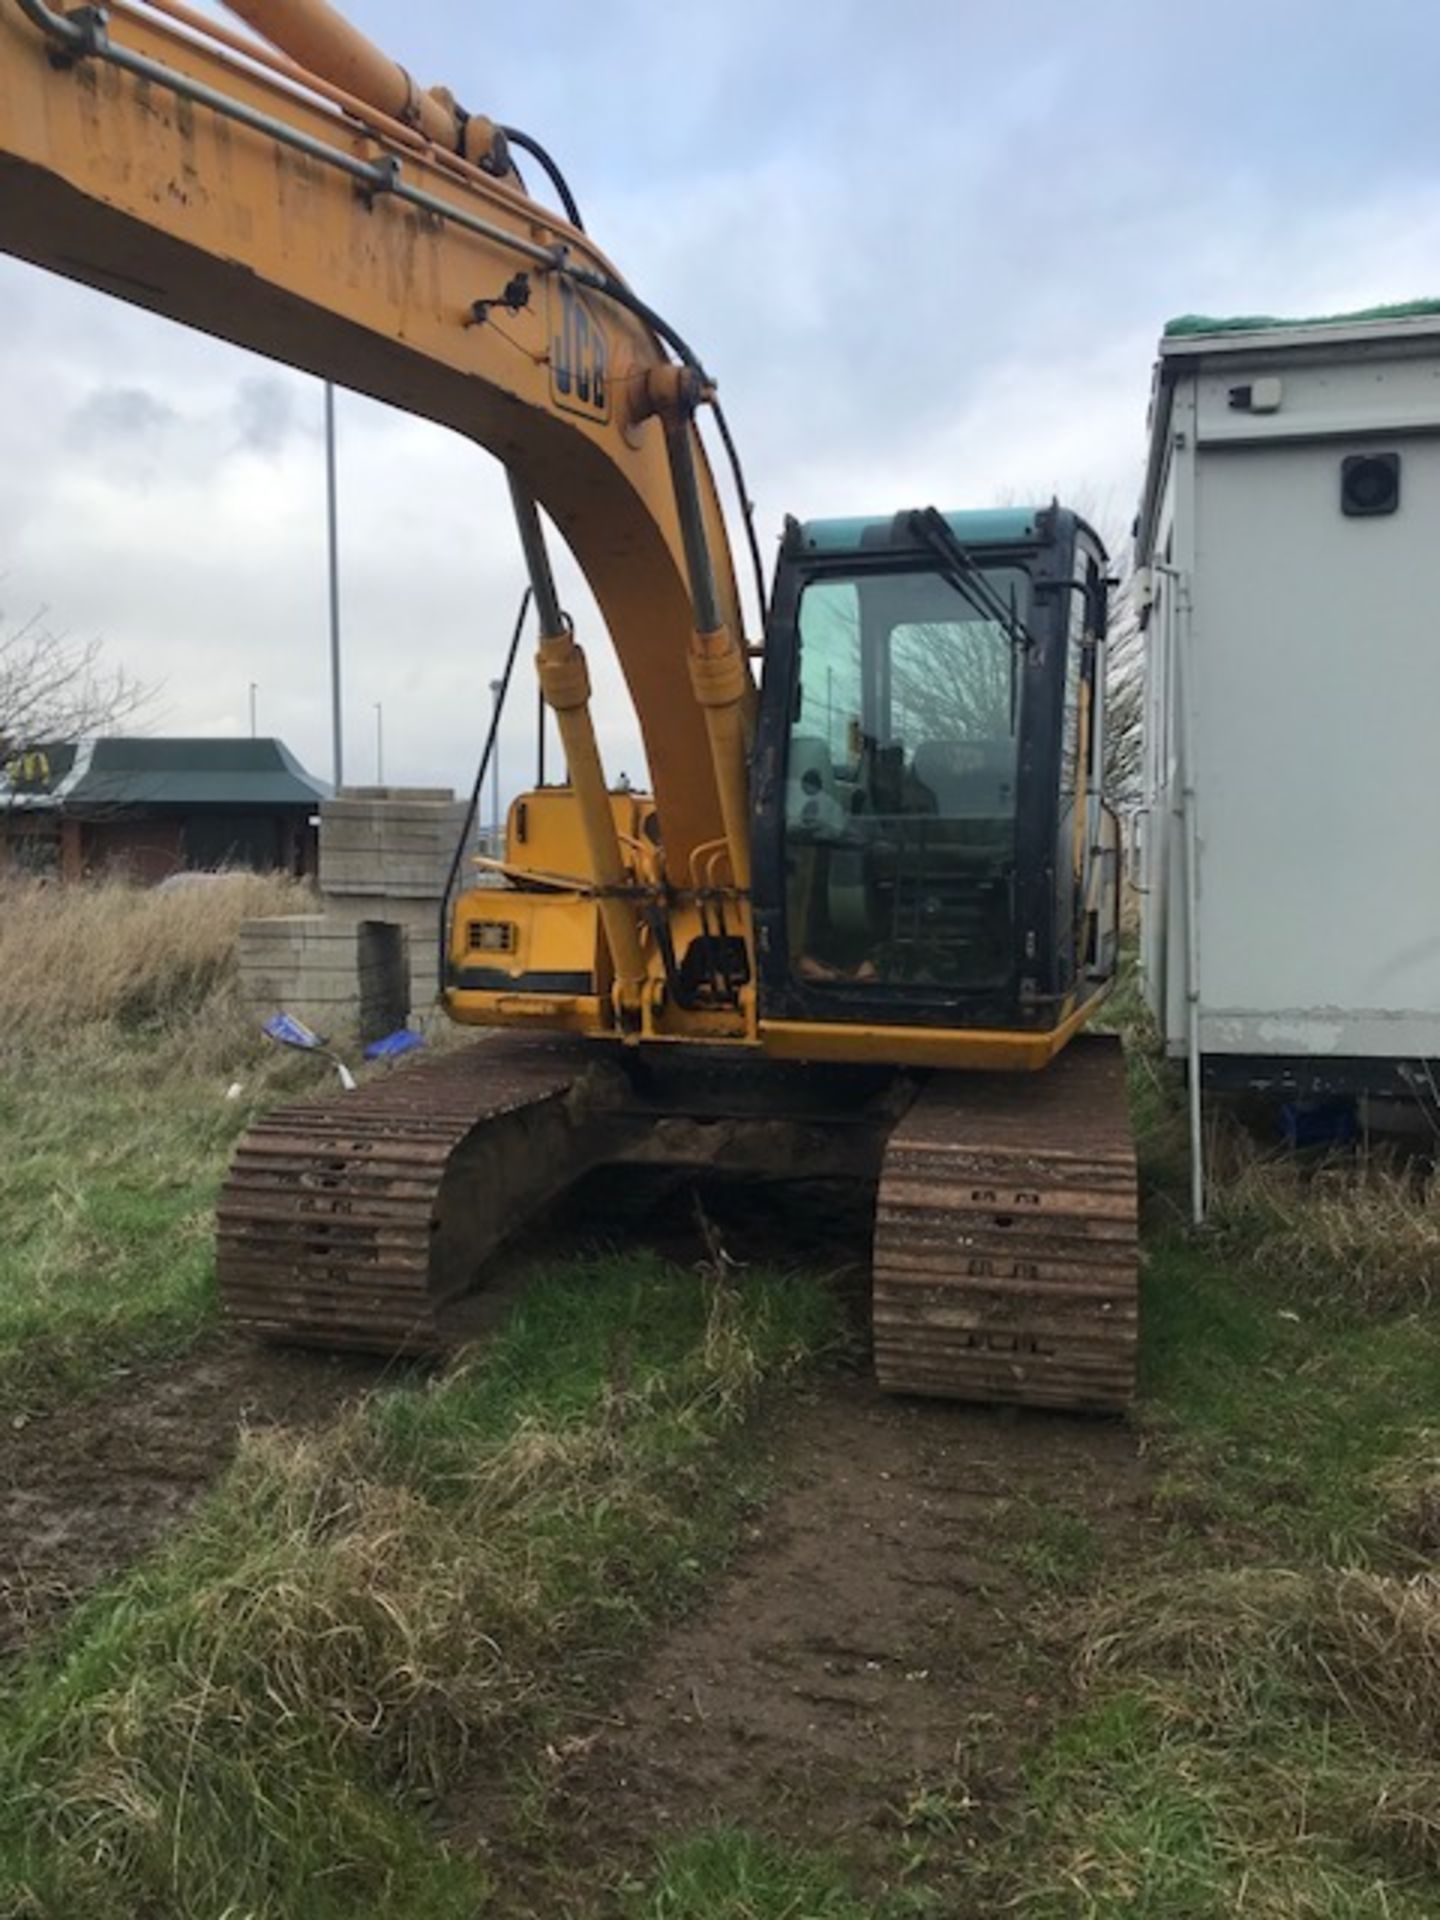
[499,124,585,232]
[565,263,767,631]
[662,415,722,637]
[639,899,718,1013]
[565,262,710,381]
[562,264,767,633]
[507,474,565,635]
[437,585,533,990]
[710,398,769,629]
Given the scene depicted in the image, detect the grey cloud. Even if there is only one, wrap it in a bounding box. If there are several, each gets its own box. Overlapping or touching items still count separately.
[233,378,303,458]
[64,385,177,451]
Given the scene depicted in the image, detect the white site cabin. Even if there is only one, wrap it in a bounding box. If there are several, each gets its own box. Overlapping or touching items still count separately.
[1134,307,1440,1213]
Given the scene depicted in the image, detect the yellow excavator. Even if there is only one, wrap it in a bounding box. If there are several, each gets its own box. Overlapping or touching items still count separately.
[0,0,1137,1408]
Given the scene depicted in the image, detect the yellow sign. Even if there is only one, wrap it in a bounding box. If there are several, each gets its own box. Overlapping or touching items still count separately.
[4,748,52,789]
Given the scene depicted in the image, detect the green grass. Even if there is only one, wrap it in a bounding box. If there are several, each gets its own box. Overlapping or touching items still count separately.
[623,1830,872,1919]
[0,1255,841,1920]
[1009,1500,1106,1592]
[1010,1692,1440,1918]
[1141,1236,1440,1563]
[0,1027,326,1404]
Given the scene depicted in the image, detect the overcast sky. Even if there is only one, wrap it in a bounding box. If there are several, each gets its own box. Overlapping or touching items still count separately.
[3,0,1438,804]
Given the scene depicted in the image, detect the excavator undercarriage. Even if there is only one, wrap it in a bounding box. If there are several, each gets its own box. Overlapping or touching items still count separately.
[218,1031,1137,1411]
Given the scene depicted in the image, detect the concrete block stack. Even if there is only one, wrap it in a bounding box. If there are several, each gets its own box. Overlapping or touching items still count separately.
[317,787,469,1009]
[237,914,408,1043]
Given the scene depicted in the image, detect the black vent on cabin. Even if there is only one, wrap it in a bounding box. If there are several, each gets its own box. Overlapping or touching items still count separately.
[1341,452,1401,517]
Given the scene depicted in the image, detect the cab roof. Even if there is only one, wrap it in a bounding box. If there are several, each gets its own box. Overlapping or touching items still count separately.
[794,506,1046,555]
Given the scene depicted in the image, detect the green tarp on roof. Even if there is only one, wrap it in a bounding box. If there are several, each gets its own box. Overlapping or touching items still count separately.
[1165,299,1440,338]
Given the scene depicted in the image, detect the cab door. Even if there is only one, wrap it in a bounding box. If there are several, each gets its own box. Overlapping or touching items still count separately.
[763,558,1032,1027]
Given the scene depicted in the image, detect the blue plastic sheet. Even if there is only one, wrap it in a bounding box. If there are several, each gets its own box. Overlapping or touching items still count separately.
[263,1011,324,1051]
[363,1028,426,1061]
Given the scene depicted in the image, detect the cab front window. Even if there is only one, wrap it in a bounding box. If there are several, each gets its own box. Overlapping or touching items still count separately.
[784,564,1026,992]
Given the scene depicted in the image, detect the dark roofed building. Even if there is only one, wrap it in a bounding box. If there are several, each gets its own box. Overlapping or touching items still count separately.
[0,737,328,882]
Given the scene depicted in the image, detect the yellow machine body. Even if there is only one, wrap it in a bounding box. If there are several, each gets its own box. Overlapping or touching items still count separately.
[448,787,1110,1068]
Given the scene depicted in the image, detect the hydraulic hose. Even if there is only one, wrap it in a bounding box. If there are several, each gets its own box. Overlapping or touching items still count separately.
[437,586,533,990]
[499,124,585,232]
[711,398,769,630]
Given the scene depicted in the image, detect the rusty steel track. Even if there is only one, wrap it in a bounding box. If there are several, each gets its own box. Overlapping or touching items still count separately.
[872,1033,1138,1411]
[217,1037,597,1353]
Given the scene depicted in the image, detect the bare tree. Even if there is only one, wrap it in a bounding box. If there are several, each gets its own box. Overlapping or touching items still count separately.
[0,606,149,768]
[890,609,1015,749]
[1102,549,1144,810]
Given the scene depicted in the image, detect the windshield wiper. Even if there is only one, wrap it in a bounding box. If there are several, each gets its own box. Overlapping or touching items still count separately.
[906,506,1039,654]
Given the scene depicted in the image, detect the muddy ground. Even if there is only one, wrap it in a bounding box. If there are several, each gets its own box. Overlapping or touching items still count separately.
[464,1369,1150,1912]
[0,1337,385,1653]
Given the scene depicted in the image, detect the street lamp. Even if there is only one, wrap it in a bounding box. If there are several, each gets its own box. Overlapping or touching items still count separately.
[248,681,258,739]
[489,676,503,854]
[324,381,344,791]
[374,702,384,784]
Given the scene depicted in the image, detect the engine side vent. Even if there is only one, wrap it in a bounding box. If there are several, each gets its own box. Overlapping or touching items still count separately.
[467,920,517,954]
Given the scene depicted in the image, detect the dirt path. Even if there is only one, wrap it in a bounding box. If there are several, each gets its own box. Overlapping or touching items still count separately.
[0,1337,384,1654]
[468,1368,1152,1912]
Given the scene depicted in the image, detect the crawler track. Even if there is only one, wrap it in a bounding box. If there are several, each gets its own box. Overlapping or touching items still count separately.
[872,1034,1138,1411]
[217,1037,595,1353]
[220,1030,1138,1412]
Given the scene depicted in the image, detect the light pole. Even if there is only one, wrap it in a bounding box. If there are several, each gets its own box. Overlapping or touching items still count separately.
[489,676,503,853]
[324,381,344,791]
[374,702,384,784]
[248,681,258,739]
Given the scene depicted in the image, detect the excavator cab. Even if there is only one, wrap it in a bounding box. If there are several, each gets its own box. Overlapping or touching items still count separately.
[752,504,1120,1046]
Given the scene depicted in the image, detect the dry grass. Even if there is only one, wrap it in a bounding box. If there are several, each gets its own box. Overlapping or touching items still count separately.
[0,870,307,1043]
[1105,948,1440,1316]
[1071,1565,1440,1893]
[1370,1437,1440,1563]
[1206,1137,1440,1315]
[982,966,1440,1913]
[1081,1565,1440,1754]
[992,1564,1440,1914]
